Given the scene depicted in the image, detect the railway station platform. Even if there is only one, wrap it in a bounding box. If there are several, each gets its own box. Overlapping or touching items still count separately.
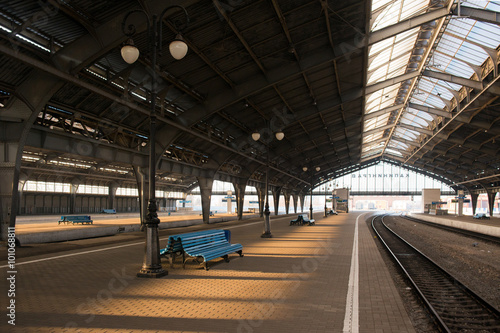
[13,211,261,245]
[409,212,500,237]
[0,211,416,332]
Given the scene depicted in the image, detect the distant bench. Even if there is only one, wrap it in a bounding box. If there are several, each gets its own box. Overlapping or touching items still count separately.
[58,215,93,225]
[101,209,116,214]
[199,211,216,216]
[160,229,243,270]
[289,214,315,226]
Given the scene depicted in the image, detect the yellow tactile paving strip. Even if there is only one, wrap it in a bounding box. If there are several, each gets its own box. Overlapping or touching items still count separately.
[1,213,415,333]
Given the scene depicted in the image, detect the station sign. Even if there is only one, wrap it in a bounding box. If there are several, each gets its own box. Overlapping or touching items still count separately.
[431,201,447,205]
[249,201,259,204]
[178,200,191,203]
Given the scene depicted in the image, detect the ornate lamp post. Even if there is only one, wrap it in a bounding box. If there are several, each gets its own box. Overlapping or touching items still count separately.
[252,130,284,238]
[121,5,189,278]
[303,166,320,220]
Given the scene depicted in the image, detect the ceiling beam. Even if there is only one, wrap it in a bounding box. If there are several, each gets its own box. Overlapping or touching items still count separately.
[408,102,451,118]
[392,136,420,148]
[452,5,500,26]
[365,104,404,120]
[422,70,483,90]
[368,7,450,45]
[365,71,420,95]
[363,123,395,137]
[398,123,433,136]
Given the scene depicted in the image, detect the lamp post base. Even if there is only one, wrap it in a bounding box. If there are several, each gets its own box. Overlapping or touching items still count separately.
[261,231,273,238]
[137,268,168,278]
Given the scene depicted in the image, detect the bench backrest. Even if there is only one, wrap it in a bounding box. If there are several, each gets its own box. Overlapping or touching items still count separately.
[178,230,227,249]
[61,215,91,221]
[163,229,230,253]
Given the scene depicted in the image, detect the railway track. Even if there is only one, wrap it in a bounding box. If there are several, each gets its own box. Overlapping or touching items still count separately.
[401,214,500,245]
[372,214,500,333]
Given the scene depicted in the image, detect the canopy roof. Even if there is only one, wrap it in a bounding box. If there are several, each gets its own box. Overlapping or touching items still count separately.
[1,0,499,194]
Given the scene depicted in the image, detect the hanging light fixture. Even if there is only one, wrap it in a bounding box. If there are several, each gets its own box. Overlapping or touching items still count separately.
[169,33,189,60]
[275,131,285,141]
[251,131,261,141]
[121,38,140,64]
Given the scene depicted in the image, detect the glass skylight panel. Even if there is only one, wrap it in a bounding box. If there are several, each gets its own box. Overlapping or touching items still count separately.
[425,94,447,108]
[455,43,489,64]
[400,0,428,20]
[369,63,390,84]
[389,141,406,151]
[448,18,475,36]
[371,0,428,32]
[468,22,500,48]
[401,114,429,127]
[385,148,403,157]
[486,1,500,10]
[443,58,475,78]
[436,81,460,95]
[370,37,394,55]
[372,0,393,12]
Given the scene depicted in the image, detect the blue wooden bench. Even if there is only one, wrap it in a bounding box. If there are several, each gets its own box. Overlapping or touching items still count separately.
[160,230,219,267]
[302,216,315,225]
[160,229,243,270]
[289,215,315,226]
[58,215,93,225]
[101,209,116,214]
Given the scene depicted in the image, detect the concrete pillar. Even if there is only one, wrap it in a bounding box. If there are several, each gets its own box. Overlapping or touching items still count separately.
[0,121,25,242]
[486,190,497,217]
[272,186,282,216]
[69,181,79,214]
[197,177,214,224]
[470,192,479,215]
[109,182,118,211]
[232,181,247,220]
[283,191,291,214]
[299,193,306,213]
[292,193,298,213]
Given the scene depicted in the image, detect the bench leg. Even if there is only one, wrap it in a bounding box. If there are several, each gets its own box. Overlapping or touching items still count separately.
[223,254,229,263]
[237,250,244,257]
[169,254,174,268]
